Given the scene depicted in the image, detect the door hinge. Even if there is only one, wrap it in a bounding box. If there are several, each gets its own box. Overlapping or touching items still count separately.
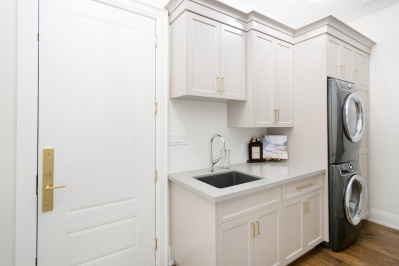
[155,35,158,47]
[154,102,158,114]
[154,238,158,250]
[154,170,157,182]
[37,33,39,41]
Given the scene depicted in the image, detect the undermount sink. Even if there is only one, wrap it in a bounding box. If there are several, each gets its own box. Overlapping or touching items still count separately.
[195,171,261,188]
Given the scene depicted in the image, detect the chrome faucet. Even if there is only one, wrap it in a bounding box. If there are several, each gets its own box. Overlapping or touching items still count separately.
[209,134,227,172]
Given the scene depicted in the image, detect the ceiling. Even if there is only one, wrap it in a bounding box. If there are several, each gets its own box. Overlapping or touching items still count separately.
[147,0,399,29]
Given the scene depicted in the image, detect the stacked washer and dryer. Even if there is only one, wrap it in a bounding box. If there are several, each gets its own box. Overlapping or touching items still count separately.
[325,78,367,251]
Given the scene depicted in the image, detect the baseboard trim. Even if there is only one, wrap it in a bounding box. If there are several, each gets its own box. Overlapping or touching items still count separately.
[367,208,399,231]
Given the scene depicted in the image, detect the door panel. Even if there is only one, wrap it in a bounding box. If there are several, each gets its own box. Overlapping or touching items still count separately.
[304,190,323,250]
[283,196,304,265]
[327,35,340,77]
[39,0,156,265]
[353,49,369,86]
[340,43,353,81]
[187,12,221,98]
[218,214,254,266]
[253,32,275,127]
[221,24,246,100]
[275,40,293,126]
[254,204,283,266]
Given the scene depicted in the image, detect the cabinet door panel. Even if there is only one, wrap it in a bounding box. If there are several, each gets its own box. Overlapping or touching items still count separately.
[283,196,304,265]
[253,32,275,127]
[218,214,254,266]
[327,35,340,77]
[254,204,283,266]
[353,49,369,86]
[304,189,323,251]
[221,24,246,100]
[187,12,220,98]
[340,43,354,81]
[275,40,293,126]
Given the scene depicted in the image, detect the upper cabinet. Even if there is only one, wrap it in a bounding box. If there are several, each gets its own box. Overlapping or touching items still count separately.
[327,35,369,86]
[170,12,246,101]
[229,31,293,128]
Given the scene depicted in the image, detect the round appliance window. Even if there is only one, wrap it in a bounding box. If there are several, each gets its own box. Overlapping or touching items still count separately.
[342,92,365,143]
[344,175,367,226]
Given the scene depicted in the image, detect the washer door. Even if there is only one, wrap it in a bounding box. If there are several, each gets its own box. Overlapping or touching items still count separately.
[344,174,367,226]
[342,92,365,143]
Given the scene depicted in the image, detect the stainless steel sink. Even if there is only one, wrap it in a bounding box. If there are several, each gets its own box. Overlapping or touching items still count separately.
[195,171,261,188]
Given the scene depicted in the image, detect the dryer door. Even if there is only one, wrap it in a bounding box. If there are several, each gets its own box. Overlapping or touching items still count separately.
[342,92,365,143]
[344,174,367,226]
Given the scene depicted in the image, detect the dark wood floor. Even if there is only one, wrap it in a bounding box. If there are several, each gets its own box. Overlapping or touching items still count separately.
[290,220,399,266]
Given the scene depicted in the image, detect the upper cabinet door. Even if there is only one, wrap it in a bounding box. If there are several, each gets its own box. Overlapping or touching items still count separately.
[254,204,283,266]
[327,35,341,77]
[275,40,293,126]
[303,189,323,252]
[340,42,354,81]
[353,49,369,86]
[218,213,255,266]
[253,31,275,127]
[187,12,221,98]
[221,24,246,100]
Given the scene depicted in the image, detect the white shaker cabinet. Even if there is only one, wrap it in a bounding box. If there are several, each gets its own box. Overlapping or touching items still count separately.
[229,30,293,127]
[170,11,246,101]
[326,35,369,86]
[283,189,323,265]
[218,214,255,266]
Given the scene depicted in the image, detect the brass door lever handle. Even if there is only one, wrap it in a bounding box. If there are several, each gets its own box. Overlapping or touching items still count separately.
[45,185,66,190]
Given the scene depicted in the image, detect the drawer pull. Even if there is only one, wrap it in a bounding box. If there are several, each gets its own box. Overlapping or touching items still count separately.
[303,202,307,214]
[307,201,310,213]
[296,183,313,190]
[251,222,255,237]
[217,76,221,92]
[256,221,260,235]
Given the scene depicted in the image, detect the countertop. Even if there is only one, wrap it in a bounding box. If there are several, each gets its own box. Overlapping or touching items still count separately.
[168,162,326,203]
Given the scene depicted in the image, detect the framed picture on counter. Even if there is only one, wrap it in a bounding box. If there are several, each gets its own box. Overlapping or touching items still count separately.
[263,135,288,160]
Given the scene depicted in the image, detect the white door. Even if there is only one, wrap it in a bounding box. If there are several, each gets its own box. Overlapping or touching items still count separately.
[254,204,283,266]
[353,49,369,86]
[218,214,254,266]
[340,42,354,81]
[327,35,341,78]
[187,12,221,98]
[253,31,275,127]
[38,0,156,265]
[220,24,246,100]
[275,40,293,126]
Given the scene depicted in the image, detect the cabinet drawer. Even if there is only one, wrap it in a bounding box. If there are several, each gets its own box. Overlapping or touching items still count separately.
[217,187,281,225]
[282,175,322,201]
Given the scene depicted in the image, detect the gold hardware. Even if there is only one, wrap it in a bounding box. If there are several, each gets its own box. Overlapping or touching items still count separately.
[221,77,225,92]
[251,222,255,237]
[296,183,313,190]
[256,221,260,235]
[154,238,158,250]
[303,202,307,214]
[217,76,220,92]
[45,185,66,190]
[155,36,158,47]
[154,170,157,182]
[42,148,66,212]
[274,109,277,122]
[306,201,310,213]
[340,65,346,75]
[154,102,158,114]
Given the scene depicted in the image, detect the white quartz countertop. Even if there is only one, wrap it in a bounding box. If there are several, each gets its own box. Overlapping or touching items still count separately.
[168,162,326,203]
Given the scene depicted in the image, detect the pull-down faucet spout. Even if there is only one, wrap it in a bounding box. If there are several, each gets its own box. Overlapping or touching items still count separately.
[209,134,227,172]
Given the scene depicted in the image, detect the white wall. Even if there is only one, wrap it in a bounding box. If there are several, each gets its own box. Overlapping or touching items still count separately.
[0,0,17,265]
[348,3,399,230]
[169,100,267,173]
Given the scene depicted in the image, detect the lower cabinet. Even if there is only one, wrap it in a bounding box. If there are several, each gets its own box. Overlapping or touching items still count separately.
[283,189,323,265]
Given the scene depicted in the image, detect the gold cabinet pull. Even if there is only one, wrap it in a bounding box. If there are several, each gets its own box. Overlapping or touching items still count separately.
[296,183,313,190]
[306,201,310,213]
[256,221,260,235]
[273,109,277,122]
[217,76,220,92]
[251,222,255,237]
[340,65,346,75]
[303,202,307,214]
[46,185,66,190]
[221,77,225,92]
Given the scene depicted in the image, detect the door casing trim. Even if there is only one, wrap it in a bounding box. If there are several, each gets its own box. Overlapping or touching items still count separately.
[15,1,169,265]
